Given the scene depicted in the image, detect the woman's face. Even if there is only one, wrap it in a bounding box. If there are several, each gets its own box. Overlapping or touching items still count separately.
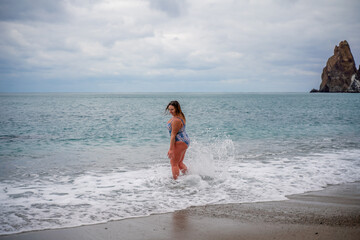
[168,105,177,116]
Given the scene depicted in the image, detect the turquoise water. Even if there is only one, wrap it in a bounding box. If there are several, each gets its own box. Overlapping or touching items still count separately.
[0,93,360,234]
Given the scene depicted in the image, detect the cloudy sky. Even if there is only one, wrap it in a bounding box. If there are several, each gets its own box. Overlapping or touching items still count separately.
[0,0,359,92]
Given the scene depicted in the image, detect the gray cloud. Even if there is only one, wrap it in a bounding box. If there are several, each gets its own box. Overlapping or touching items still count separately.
[0,0,68,22]
[149,0,187,17]
[0,0,359,92]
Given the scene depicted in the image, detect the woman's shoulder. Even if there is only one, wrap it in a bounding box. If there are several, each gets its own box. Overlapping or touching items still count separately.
[168,117,184,125]
[175,117,186,125]
[167,117,180,123]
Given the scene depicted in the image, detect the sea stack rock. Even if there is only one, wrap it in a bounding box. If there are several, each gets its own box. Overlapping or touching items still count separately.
[319,40,360,92]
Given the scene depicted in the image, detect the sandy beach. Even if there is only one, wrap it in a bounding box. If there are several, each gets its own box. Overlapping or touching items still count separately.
[1,182,359,240]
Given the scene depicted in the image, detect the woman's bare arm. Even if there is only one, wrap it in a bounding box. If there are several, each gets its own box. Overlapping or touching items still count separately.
[167,119,182,158]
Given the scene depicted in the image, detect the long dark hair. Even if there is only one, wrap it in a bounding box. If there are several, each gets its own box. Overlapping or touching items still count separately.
[165,100,186,121]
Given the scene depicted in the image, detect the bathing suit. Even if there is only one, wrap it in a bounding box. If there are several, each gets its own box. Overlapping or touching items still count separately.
[167,117,190,146]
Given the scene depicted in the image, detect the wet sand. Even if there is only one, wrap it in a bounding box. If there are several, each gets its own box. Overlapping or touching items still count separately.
[1,182,359,240]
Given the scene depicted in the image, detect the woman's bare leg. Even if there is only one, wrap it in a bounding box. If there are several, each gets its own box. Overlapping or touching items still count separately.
[170,157,180,180]
[170,142,188,180]
[179,151,187,174]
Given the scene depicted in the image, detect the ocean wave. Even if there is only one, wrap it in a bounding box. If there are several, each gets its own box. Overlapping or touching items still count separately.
[1,140,359,235]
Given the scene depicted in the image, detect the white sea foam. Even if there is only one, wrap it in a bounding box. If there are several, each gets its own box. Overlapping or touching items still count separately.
[0,140,360,235]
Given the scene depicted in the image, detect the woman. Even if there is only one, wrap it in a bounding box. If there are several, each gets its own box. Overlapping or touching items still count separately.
[166,101,190,180]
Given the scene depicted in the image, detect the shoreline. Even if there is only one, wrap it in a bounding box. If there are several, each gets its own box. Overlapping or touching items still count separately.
[1,182,359,240]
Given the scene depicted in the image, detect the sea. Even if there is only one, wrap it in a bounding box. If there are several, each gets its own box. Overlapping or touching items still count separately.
[0,92,359,235]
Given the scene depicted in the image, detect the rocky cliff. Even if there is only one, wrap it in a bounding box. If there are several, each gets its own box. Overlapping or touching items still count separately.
[312,40,360,93]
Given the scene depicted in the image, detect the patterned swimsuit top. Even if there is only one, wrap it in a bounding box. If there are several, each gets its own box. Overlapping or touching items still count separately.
[167,117,190,146]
